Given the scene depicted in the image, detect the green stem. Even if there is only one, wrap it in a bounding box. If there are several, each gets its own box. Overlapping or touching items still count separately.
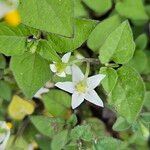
[85,62,90,79]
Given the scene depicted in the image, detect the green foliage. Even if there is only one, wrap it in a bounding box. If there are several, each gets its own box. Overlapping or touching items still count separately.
[82,0,112,15]
[87,15,121,52]
[19,0,74,37]
[99,21,135,64]
[30,116,65,138]
[110,66,145,123]
[11,53,51,98]
[115,0,148,21]
[43,89,71,118]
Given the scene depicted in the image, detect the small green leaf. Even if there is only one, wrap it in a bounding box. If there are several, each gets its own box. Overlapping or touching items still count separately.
[43,90,71,118]
[116,0,148,21]
[70,125,93,142]
[67,114,78,127]
[51,130,68,150]
[99,21,135,64]
[19,0,74,37]
[135,34,148,50]
[110,66,145,123]
[128,50,148,73]
[113,117,131,131]
[140,113,150,124]
[93,137,126,150]
[0,80,12,101]
[87,15,121,52]
[11,52,51,98]
[47,18,97,53]
[144,91,150,109]
[100,67,118,94]
[30,116,65,138]
[0,23,37,56]
[83,0,112,15]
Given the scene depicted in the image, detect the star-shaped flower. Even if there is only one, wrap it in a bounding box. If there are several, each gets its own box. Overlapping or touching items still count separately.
[50,52,71,77]
[0,121,11,150]
[55,65,105,109]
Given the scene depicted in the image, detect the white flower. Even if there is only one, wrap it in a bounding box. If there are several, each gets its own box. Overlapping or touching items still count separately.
[0,121,11,150]
[0,0,18,19]
[34,87,49,98]
[55,65,105,109]
[50,52,71,77]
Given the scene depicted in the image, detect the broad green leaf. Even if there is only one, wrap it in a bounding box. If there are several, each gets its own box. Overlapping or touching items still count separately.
[113,117,131,131]
[0,23,37,56]
[70,125,93,142]
[87,15,121,52]
[93,137,126,150]
[66,114,78,127]
[0,80,12,101]
[51,130,68,150]
[37,40,60,62]
[140,113,150,124]
[128,50,148,73]
[82,0,112,15]
[100,67,118,94]
[115,0,148,21]
[99,21,135,64]
[30,115,65,137]
[110,66,145,123]
[36,137,51,150]
[8,95,35,120]
[43,90,71,119]
[145,5,150,17]
[47,18,97,53]
[11,52,51,98]
[74,0,89,18]
[0,54,6,69]
[135,34,148,50]
[19,0,74,37]
[143,91,150,109]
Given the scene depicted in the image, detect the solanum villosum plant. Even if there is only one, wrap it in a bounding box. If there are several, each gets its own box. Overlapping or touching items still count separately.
[0,0,150,149]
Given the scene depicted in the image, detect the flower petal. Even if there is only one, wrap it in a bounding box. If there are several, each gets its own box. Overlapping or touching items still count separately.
[85,90,104,107]
[62,52,71,63]
[65,66,72,75]
[56,72,66,78]
[50,64,57,73]
[87,74,106,90]
[72,65,84,83]
[72,92,84,109]
[55,82,74,93]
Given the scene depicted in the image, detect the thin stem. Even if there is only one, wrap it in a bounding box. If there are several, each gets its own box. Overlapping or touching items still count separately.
[85,62,90,79]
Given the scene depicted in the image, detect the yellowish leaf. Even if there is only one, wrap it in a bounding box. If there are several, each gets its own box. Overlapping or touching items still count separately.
[8,95,35,120]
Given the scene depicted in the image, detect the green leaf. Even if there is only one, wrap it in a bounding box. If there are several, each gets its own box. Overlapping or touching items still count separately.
[144,91,150,109]
[93,137,126,150]
[37,40,60,62]
[0,23,37,56]
[0,54,6,69]
[99,21,135,64]
[0,80,12,101]
[43,89,71,118]
[70,125,93,142]
[115,0,148,21]
[100,67,118,94]
[47,18,97,53]
[11,52,51,98]
[113,117,131,131]
[51,130,68,150]
[74,0,89,18]
[140,113,150,124]
[82,0,112,15]
[128,50,148,73]
[19,0,74,37]
[30,115,65,137]
[135,34,148,50]
[87,15,121,52]
[110,66,145,123]
[66,114,78,127]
